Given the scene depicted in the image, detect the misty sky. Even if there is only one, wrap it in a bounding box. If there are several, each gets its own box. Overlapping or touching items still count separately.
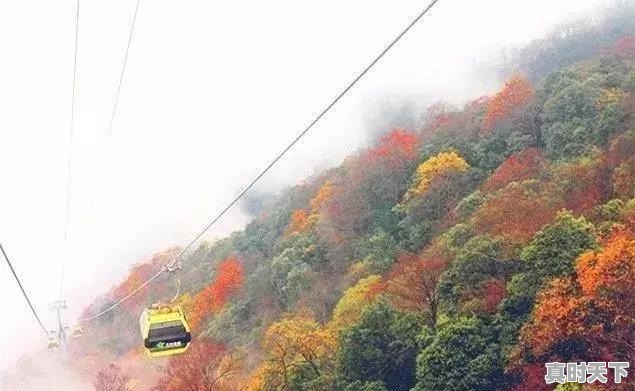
[0,0,611,371]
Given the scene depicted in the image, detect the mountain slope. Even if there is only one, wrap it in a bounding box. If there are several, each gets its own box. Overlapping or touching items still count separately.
[76,8,634,391]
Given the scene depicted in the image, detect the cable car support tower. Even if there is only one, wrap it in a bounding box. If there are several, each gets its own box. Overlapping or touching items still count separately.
[49,300,68,349]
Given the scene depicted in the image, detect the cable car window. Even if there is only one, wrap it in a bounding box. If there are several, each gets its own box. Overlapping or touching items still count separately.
[148,320,186,341]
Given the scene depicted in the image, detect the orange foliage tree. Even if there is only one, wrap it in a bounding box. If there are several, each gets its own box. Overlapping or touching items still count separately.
[150,341,242,391]
[482,74,533,131]
[366,129,418,165]
[286,209,312,235]
[473,182,558,243]
[286,181,334,235]
[517,230,634,363]
[310,180,334,212]
[247,313,337,390]
[189,257,244,331]
[482,148,547,192]
[383,252,447,328]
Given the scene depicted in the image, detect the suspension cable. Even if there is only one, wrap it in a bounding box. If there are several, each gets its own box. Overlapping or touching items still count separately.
[107,0,141,137]
[1,244,48,334]
[61,0,142,305]
[79,0,442,323]
[59,0,82,302]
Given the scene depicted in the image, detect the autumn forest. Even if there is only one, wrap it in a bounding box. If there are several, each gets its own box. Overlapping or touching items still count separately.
[65,6,635,391]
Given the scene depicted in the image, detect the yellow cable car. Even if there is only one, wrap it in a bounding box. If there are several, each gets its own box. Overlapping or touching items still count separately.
[47,331,60,350]
[70,325,84,339]
[139,305,191,358]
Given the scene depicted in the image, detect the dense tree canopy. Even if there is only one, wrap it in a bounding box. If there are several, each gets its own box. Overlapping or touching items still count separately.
[414,317,507,391]
[338,302,422,391]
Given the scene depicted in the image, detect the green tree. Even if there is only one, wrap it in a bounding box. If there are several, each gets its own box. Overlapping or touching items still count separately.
[496,271,539,349]
[596,102,626,145]
[538,65,628,159]
[542,119,594,160]
[439,224,475,253]
[270,234,327,308]
[437,235,515,314]
[520,211,597,280]
[414,317,506,391]
[337,302,422,391]
[475,128,533,170]
[542,79,599,125]
[355,230,399,273]
[453,191,485,220]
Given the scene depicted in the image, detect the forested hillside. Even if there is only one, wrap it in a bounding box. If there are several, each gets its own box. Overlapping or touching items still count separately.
[75,7,634,391]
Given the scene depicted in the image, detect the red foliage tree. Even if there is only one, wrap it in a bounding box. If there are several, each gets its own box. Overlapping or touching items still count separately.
[190,257,244,331]
[94,364,130,391]
[482,148,547,192]
[364,129,418,167]
[606,35,635,59]
[383,251,448,328]
[151,341,241,391]
[509,363,550,391]
[482,74,533,131]
[473,182,558,243]
[321,130,419,258]
[479,278,507,314]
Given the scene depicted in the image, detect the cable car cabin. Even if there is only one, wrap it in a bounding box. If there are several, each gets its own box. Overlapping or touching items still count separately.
[47,337,59,350]
[47,331,59,350]
[70,325,84,339]
[46,338,60,350]
[140,305,191,358]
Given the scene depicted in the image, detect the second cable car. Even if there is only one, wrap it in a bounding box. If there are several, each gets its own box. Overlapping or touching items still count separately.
[139,305,191,358]
[47,331,60,350]
[70,325,84,339]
